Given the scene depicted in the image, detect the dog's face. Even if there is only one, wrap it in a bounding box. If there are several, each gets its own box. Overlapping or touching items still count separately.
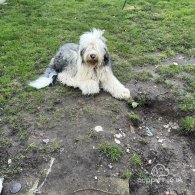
[79,29,110,67]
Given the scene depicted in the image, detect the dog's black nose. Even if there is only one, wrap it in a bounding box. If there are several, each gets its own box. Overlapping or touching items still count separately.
[90,54,96,59]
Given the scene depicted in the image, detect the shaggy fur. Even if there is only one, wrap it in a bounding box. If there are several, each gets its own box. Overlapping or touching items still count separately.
[29,29,131,100]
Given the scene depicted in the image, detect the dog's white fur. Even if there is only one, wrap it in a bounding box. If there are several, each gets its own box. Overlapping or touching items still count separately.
[29,29,131,100]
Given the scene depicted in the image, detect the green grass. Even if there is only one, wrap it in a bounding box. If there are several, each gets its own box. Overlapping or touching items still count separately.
[98,142,123,161]
[128,111,140,126]
[133,71,153,81]
[130,154,142,167]
[156,64,181,78]
[181,116,195,134]
[122,169,133,180]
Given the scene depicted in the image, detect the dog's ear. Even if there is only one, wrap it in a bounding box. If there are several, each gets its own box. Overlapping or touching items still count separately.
[103,48,110,66]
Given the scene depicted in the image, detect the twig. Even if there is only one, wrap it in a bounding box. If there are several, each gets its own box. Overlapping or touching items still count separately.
[71,188,121,195]
[122,0,127,9]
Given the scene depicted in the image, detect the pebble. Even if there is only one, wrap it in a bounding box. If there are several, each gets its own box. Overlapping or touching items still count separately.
[108,164,113,169]
[10,182,22,194]
[114,138,121,145]
[8,159,12,165]
[114,133,123,139]
[130,125,135,134]
[94,176,98,180]
[126,148,130,153]
[92,146,96,149]
[148,160,152,164]
[42,138,49,144]
[173,62,178,65]
[158,139,164,143]
[193,169,195,172]
[94,126,103,132]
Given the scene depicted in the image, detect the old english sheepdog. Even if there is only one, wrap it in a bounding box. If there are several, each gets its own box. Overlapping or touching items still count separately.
[29,29,131,100]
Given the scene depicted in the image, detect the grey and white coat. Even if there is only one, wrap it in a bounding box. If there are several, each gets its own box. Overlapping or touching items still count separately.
[29,29,131,100]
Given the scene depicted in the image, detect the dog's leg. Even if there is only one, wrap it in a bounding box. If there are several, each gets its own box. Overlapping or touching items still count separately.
[58,71,78,88]
[75,65,100,95]
[99,66,131,100]
[78,80,100,95]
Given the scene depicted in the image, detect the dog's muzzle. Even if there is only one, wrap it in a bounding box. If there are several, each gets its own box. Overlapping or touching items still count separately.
[86,53,99,65]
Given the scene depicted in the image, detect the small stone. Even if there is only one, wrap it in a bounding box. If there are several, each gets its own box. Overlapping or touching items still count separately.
[163,124,169,129]
[10,182,22,194]
[172,123,179,129]
[158,139,164,143]
[92,146,96,149]
[60,147,64,153]
[114,133,123,139]
[173,62,178,65]
[130,125,135,133]
[114,138,121,145]
[108,164,113,169]
[192,169,195,172]
[168,128,171,133]
[148,160,152,164]
[162,143,167,148]
[126,148,130,153]
[94,126,103,132]
[94,176,98,180]
[42,139,49,144]
[8,159,12,165]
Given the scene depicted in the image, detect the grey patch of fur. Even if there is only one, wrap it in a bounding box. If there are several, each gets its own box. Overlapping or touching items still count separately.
[49,43,79,73]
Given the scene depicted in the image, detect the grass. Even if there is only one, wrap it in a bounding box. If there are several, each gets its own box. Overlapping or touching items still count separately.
[1,0,195,179]
[133,71,153,81]
[156,64,181,78]
[98,142,123,161]
[130,154,142,167]
[128,111,140,126]
[181,117,195,134]
[122,169,133,180]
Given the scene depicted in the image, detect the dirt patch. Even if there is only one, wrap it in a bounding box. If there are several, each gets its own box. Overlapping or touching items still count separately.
[1,83,195,195]
[1,55,195,195]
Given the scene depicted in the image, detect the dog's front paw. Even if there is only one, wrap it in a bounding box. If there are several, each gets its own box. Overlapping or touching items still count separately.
[115,87,131,100]
[80,80,100,95]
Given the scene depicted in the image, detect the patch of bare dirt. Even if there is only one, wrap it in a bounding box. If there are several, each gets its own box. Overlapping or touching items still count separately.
[1,55,195,195]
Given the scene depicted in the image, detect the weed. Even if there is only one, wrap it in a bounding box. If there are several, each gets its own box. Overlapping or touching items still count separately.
[139,139,148,145]
[181,116,195,134]
[130,154,142,167]
[122,169,133,180]
[98,142,123,161]
[128,111,140,126]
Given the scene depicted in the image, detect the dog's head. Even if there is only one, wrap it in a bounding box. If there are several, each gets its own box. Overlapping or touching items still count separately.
[79,28,110,67]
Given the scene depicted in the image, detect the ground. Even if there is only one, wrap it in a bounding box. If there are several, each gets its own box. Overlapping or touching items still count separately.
[0,0,195,194]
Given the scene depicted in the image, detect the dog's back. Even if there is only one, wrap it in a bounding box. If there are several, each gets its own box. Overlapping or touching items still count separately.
[28,43,79,89]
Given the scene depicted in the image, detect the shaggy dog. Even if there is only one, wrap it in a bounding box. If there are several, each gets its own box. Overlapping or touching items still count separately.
[29,29,131,100]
